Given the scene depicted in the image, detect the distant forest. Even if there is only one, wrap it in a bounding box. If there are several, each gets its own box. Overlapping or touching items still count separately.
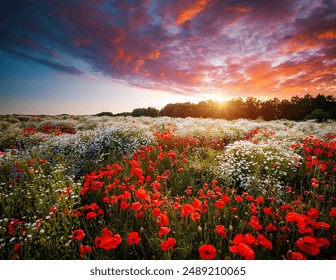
[100,94,336,121]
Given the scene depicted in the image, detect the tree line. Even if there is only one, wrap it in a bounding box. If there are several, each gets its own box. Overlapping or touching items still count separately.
[96,94,336,121]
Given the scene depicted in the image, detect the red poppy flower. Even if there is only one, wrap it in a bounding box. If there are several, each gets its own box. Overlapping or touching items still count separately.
[192,198,202,210]
[181,204,194,218]
[157,213,169,227]
[285,211,301,222]
[250,203,258,214]
[234,195,243,202]
[86,211,97,220]
[258,234,273,250]
[161,238,176,251]
[255,196,264,204]
[120,200,130,210]
[265,222,277,232]
[307,208,319,219]
[101,228,113,237]
[136,211,145,218]
[329,208,336,218]
[243,233,256,246]
[152,207,161,217]
[158,227,171,238]
[263,207,273,216]
[248,216,262,230]
[286,251,307,260]
[100,234,122,250]
[72,229,85,241]
[215,225,227,238]
[135,189,147,200]
[198,244,216,260]
[236,243,255,260]
[296,236,320,256]
[94,237,102,248]
[315,222,331,230]
[215,200,225,209]
[80,244,92,258]
[14,243,22,252]
[131,202,143,211]
[246,195,254,201]
[221,194,230,204]
[127,232,141,245]
[191,212,201,221]
[317,238,330,247]
[232,234,245,246]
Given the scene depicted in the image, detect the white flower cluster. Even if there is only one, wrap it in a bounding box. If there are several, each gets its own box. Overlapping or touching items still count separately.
[213,139,303,194]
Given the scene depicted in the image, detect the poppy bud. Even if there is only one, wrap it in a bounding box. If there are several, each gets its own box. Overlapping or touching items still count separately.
[229,225,233,231]
[198,226,202,233]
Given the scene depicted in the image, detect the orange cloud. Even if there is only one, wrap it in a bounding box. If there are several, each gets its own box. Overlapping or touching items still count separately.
[224,6,252,13]
[176,0,208,25]
[316,29,336,40]
[149,50,161,60]
[133,59,145,73]
[279,35,320,53]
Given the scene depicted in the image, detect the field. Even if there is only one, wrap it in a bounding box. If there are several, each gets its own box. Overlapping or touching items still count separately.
[0,115,335,260]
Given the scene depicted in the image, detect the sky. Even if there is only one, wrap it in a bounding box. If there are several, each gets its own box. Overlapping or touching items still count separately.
[0,0,335,115]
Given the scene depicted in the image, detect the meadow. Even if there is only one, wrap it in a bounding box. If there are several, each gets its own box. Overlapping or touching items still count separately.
[0,115,335,260]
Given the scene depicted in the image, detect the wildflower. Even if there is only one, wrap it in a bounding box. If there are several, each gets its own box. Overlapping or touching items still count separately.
[136,211,144,218]
[250,203,258,214]
[191,212,201,221]
[157,213,169,227]
[72,229,85,241]
[307,208,319,219]
[120,200,130,210]
[230,243,255,260]
[101,228,113,237]
[215,200,225,209]
[135,189,148,200]
[152,208,161,218]
[243,233,256,246]
[14,243,22,252]
[161,238,176,251]
[100,234,122,250]
[127,232,141,245]
[131,202,142,211]
[181,204,194,218]
[317,238,330,247]
[198,244,216,260]
[263,207,273,216]
[295,236,320,256]
[265,223,277,232]
[234,195,243,203]
[329,208,336,218]
[215,225,227,238]
[192,198,202,210]
[248,216,262,230]
[258,234,273,250]
[80,244,92,258]
[158,227,171,238]
[94,237,102,248]
[221,194,230,204]
[286,251,307,260]
[85,211,97,220]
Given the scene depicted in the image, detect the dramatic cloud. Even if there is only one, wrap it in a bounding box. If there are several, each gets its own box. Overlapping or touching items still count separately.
[1,0,335,99]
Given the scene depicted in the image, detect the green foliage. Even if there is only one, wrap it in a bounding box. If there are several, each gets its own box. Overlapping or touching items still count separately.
[132,107,159,117]
[95,112,113,117]
[160,94,336,121]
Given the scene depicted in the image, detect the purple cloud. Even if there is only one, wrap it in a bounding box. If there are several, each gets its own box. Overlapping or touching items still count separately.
[0,0,335,99]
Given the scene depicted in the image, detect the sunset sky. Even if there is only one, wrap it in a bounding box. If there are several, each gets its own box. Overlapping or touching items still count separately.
[0,0,335,115]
